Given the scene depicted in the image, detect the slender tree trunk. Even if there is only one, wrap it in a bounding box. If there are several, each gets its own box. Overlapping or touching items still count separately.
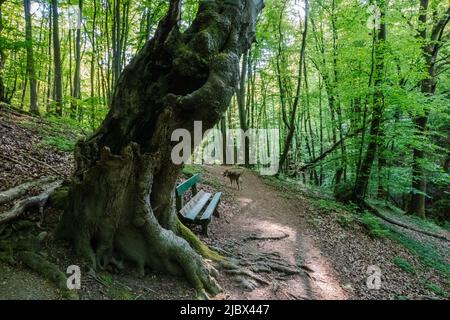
[112,0,121,86]
[237,50,249,165]
[52,0,63,116]
[89,0,97,129]
[23,0,39,114]
[0,0,6,103]
[279,0,309,170]
[72,0,83,120]
[352,0,387,203]
[56,0,264,298]
[46,2,52,111]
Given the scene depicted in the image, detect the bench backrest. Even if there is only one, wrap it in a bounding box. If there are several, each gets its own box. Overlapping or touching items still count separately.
[176,173,201,196]
[176,173,202,211]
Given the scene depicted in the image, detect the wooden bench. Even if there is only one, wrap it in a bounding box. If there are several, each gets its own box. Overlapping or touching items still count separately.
[176,173,222,236]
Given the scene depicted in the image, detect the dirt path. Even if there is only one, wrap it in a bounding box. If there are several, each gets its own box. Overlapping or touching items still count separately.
[202,166,349,300]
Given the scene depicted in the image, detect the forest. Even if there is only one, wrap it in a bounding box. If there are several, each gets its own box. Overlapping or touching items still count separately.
[0,0,449,302]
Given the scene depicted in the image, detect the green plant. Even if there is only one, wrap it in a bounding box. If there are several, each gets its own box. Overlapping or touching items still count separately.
[360,212,390,238]
[393,257,416,274]
[40,135,76,152]
[425,282,449,298]
[182,164,202,177]
[388,229,450,278]
[337,212,356,229]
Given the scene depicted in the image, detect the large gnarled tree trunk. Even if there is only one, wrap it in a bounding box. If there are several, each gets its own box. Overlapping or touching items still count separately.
[56,0,264,298]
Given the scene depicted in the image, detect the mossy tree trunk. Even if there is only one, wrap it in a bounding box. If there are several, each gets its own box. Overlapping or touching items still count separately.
[56,0,264,297]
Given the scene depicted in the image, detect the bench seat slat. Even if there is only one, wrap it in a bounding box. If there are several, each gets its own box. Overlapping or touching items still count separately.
[180,190,212,221]
[200,192,222,221]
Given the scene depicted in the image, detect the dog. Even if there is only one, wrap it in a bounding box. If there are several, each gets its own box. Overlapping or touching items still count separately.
[223,169,243,190]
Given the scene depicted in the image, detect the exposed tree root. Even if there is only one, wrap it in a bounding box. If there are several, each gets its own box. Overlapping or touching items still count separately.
[0,176,57,205]
[207,236,305,292]
[0,181,61,225]
[176,219,223,262]
[0,224,76,299]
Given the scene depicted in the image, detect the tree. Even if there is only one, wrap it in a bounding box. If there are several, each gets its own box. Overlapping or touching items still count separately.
[278,0,309,170]
[51,0,63,116]
[408,1,450,217]
[0,0,6,103]
[72,0,83,119]
[23,0,38,114]
[352,0,387,203]
[55,0,264,298]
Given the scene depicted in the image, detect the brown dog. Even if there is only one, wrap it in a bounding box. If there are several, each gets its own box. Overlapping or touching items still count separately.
[223,169,243,190]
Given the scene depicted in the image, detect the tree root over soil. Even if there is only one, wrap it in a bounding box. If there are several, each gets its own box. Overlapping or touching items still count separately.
[0,222,77,299]
[210,239,309,292]
[0,180,62,225]
[0,178,80,298]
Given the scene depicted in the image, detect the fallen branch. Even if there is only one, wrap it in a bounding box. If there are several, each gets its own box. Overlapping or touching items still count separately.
[244,232,289,242]
[296,128,364,172]
[23,155,65,177]
[0,154,31,169]
[0,176,56,205]
[0,181,62,225]
[366,202,450,242]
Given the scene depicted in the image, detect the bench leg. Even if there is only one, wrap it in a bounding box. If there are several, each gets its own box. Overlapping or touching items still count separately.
[213,208,220,218]
[201,221,209,236]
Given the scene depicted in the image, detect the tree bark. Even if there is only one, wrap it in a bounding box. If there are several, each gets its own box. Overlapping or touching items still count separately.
[56,0,264,298]
[71,0,83,119]
[0,0,7,103]
[51,0,63,116]
[23,0,39,114]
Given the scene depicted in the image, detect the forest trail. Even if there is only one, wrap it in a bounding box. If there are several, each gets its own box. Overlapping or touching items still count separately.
[202,165,348,300]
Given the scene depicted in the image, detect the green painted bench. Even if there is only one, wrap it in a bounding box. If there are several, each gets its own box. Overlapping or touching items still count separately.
[176,173,222,236]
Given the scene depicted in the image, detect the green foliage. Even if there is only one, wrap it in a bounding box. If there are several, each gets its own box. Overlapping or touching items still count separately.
[388,229,450,278]
[182,164,203,177]
[425,283,450,299]
[337,212,357,229]
[40,135,75,152]
[393,257,416,275]
[360,212,390,238]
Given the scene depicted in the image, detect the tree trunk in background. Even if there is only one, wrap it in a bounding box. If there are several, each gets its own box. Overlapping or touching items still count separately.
[112,0,121,86]
[23,0,39,114]
[56,0,264,298]
[0,0,6,103]
[72,0,83,119]
[51,0,63,116]
[352,0,386,203]
[237,50,249,165]
[279,0,308,171]
[89,0,97,128]
[45,3,52,111]
[408,1,450,218]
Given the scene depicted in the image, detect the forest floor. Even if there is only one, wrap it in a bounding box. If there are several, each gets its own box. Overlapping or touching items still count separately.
[0,105,448,300]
